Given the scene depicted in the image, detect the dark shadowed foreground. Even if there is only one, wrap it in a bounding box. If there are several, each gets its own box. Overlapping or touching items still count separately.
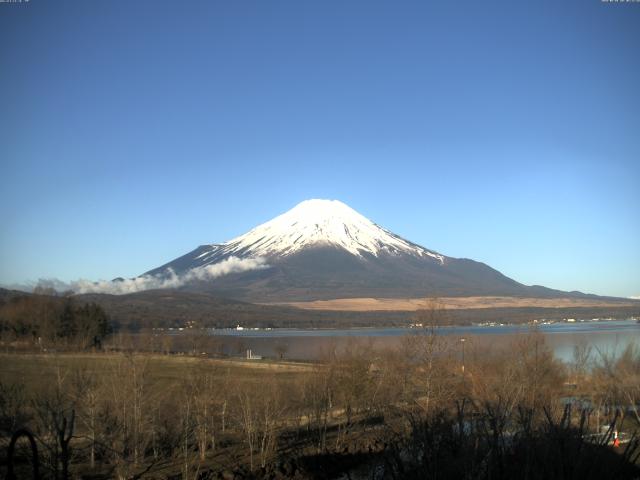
[1,327,639,479]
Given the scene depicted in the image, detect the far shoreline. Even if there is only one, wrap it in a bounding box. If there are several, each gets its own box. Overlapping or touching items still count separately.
[175,317,640,337]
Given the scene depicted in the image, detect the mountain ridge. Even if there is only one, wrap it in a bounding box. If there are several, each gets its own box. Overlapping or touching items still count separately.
[143,199,603,302]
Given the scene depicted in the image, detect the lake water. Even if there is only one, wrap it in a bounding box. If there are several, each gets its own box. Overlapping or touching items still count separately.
[208,319,640,363]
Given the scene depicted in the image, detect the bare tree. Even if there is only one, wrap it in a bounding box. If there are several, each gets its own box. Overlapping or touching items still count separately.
[402,297,453,414]
[32,361,76,480]
[235,375,284,470]
[161,333,173,355]
[70,367,101,469]
[274,343,289,360]
[183,365,222,463]
[616,343,640,426]
[104,353,152,477]
[299,364,333,453]
[571,338,593,385]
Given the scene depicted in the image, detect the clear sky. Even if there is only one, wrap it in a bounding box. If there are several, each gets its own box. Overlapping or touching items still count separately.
[1,0,638,298]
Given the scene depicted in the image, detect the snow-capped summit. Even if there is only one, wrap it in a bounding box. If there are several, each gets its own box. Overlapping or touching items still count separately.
[211,199,444,261]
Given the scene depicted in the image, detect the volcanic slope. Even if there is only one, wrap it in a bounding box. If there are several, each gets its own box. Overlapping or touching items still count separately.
[145,199,587,302]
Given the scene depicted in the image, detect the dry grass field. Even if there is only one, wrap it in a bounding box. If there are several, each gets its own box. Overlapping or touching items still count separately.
[0,352,313,397]
[270,296,639,311]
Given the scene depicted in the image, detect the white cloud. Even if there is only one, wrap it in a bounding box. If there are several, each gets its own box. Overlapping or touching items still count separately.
[22,256,269,295]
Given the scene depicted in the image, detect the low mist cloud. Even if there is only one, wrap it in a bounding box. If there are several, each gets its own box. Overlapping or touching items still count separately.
[22,256,269,296]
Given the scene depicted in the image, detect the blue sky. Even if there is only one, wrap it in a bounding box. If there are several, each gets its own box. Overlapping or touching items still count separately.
[1,0,638,297]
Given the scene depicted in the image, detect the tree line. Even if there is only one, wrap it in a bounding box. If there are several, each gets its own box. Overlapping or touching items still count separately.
[0,294,111,350]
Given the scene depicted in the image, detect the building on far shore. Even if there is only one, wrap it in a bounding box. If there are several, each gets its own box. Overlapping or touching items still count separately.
[246,349,262,360]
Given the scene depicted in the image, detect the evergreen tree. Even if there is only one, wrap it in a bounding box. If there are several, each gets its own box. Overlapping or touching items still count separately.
[57,298,77,340]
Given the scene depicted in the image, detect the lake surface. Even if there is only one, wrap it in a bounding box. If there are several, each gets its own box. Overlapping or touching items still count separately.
[208,319,640,363]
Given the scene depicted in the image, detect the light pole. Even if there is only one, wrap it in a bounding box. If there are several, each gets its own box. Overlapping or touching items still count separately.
[460,337,466,375]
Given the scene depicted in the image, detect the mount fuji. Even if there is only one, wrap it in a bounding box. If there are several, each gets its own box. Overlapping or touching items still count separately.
[144,199,571,302]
